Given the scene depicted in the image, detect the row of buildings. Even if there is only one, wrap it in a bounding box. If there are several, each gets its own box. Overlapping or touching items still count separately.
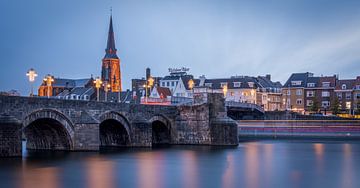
[31,14,359,115]
[132,69,360,115]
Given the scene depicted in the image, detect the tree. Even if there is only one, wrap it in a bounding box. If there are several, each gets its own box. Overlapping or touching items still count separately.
[309,99,320,113]
[330,97,341,115]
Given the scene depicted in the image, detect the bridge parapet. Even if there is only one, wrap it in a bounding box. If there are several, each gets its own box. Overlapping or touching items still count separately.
[0,94,238,157]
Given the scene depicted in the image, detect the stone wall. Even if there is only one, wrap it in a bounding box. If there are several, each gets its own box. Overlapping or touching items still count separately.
[0,114,22,157]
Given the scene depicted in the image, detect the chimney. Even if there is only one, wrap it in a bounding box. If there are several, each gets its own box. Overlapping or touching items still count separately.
[265,74,271,81]
[146,68,150,80]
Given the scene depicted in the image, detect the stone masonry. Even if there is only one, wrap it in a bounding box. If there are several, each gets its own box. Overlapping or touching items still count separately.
[0,93,238,157]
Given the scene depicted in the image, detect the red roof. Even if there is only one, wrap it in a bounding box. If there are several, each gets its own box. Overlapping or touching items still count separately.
[156,87,171,98]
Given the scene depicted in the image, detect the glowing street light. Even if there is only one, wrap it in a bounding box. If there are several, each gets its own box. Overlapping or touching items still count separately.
[43,74,54,98]
[144,76,154,104]
[188,79,194,90]
[222,84,228,97]
[93,77,102,102]
[103,81,111,102]
[26,68,37,97]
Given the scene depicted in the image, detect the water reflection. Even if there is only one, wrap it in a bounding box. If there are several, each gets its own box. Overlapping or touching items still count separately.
[182,151,199,188]
[245,143,259,188]
[0,141,359,188]
[85,156,115,188]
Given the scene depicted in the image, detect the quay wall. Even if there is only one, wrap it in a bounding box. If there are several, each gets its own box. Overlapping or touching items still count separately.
[238,120,360,140]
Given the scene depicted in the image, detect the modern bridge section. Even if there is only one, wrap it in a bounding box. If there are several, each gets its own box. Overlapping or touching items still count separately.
[225,101,265,120]
[0,93,238,157]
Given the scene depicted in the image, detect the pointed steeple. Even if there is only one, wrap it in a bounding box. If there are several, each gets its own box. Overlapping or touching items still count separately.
[104,14,119,59]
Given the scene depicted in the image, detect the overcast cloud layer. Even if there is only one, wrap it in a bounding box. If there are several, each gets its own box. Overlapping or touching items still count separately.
[1,0,360,95]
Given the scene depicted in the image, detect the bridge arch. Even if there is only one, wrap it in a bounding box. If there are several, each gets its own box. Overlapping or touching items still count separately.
[149,114,173,145]
[23,109,75,150]
[99,111,131,147]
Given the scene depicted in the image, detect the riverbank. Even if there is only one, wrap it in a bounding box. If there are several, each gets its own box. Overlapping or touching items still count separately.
[238,120,360,140]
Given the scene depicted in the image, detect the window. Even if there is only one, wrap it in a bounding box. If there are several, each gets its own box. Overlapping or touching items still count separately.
[296,89,302,96]
[356,85,360,90]
[322,82,330,88]
[357,93,360,99]
[161,82,165,87]
[233,82,241,87]
[307,83,315,87]
[205,83,212,87]
[220,82,228,88]
[306,100,313,106]
[296,99,302,105]
[342,84,347,90]
[346,92,352,100]
[248,82,254,88]
[346,102,351,109]
[171,81,175,87]
[337,93,342,100]
[291,81,302,86]
[166,82,170,87]
[322,91,330,97]
[322,101,330,107]
[306,91,314,97]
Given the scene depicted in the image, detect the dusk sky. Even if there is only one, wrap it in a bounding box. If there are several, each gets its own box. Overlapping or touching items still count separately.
[1,0,360,95]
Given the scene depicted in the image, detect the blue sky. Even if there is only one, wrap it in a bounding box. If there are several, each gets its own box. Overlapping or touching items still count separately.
[1,0,360,95]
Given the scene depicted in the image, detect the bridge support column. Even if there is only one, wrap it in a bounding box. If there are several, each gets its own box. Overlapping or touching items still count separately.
[131,119,151,147]
[0,114,22,157]
[74,123,100,151]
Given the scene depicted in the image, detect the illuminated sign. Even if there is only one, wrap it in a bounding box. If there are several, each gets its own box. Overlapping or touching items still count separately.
[168,67,190,73]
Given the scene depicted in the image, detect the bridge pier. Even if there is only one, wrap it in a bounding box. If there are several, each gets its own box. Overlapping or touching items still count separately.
[0,114,22,157]
[74,123,99,151]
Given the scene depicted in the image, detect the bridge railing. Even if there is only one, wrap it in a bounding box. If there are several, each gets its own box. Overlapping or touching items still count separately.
[225,101,265,113]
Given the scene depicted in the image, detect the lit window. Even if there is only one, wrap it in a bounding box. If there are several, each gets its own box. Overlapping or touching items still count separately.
[220,82,228,88]
[337,93,342,99]
[248,82,254,88]
[346,102,351,109]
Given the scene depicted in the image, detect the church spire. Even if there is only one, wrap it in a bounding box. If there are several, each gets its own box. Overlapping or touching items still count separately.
[104,13,118,59]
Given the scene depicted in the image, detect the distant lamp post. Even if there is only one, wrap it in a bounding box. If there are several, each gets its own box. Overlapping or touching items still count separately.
[188,79,194,90]
[222,85,228,97]
[43,74,54,98]
[143,77,154,104]
[93,77,102,102]
[103,81,111,102]
[26,68,37,97]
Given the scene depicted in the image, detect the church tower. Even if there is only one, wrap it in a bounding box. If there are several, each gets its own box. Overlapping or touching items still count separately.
[102,15,121,92]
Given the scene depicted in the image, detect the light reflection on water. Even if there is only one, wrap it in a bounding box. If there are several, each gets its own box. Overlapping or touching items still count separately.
[0,141,359,188]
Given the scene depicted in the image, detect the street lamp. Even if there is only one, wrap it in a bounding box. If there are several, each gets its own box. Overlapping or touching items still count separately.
[26,68,37,97]
[143,77,154,104]
[103,81,111,102]
[93,77,102,102]
[222,85,228,98]
[43,74,54,98]
[188,79,194,90]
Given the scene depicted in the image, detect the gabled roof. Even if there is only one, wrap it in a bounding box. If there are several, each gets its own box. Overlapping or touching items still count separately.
[283,72,313,88]
[336,79,356,90]
[156,86,172,98]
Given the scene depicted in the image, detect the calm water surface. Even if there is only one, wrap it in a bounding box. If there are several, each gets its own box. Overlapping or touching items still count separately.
[1,140,360,188]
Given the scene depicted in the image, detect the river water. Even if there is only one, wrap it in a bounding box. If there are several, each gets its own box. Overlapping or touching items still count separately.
[1,140,360,188]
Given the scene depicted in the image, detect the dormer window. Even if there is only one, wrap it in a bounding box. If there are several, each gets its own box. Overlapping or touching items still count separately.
[248,82,254,88]
[233,82,241,87]
[342,84,347,90]
[204,83,212,88]
[291,81,302,86]
[307,83,315,87]
[322,82,330,88]
[220,82,228,88]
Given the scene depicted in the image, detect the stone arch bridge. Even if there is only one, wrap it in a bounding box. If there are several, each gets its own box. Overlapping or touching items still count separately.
[0,93,238,157]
